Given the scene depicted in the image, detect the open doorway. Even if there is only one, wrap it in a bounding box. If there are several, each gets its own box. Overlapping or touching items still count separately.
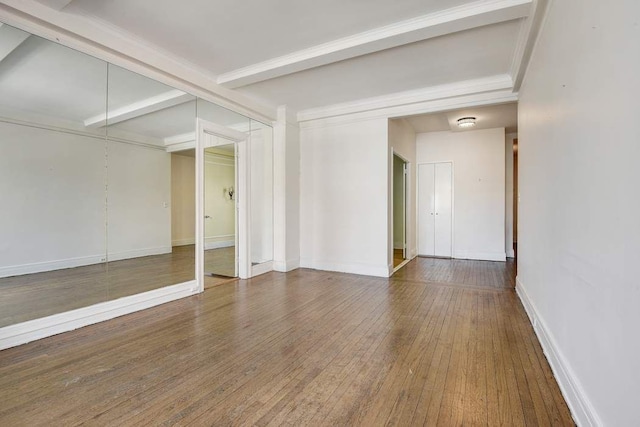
[393,153,408,269]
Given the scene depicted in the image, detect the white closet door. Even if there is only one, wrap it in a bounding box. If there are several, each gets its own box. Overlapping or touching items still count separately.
[434,162,452,257]
[418,163,435,256]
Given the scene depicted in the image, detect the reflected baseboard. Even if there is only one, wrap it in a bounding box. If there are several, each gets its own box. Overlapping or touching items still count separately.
[0,246,173,279]
[0,280,198,350]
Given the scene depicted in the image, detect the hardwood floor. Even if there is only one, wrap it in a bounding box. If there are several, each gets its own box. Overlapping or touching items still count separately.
[0,258,573,426]
[204,246,236,278]
[393,248,405,268]
[0,245,237,327]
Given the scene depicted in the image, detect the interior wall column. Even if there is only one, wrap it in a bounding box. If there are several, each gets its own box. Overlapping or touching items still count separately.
[273,105,300,272]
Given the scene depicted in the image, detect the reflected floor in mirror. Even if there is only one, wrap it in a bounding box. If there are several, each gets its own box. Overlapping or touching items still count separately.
[204,246,236,278]
[0,245,235,327]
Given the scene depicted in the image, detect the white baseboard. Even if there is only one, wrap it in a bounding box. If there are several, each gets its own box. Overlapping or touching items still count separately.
[0,254,104,278]
[273,258,300,272]
[299,258,389,277]
[516,277,602,427]
[0,246,173,279]
[0,280,199,350]
[172,238,195,246]
[204,239,235,250]
[251,261,273,277]
[507,248,516,258]
[107,246,172,262]
[454,250,506,262]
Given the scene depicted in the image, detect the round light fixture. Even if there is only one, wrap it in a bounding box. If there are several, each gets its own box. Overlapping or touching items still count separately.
[457,117,477,128]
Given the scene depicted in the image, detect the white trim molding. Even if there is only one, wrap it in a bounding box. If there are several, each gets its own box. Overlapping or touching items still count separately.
[300,258,390,278]
[510,0,550,90]
[204,236,235,250]
[516,277,603,427]
[273,258,300,273]
[172,238,195,247]
[0,280,198,350]
[0,254,104,278]
[85,90,193,128]
[218,0,532,88]
[0,21,30,61]
[454,250,507,262]
[251,261,274,277]
[298,75,517,126]
[0,246,172,278]
[0,0,276,122]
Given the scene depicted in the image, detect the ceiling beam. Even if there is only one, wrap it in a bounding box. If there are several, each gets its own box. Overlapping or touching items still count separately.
[34,0,75,11]
[0,0,277,121]
[510,0,548,90]
[0,23,30,63]
[84,89,193,128]
[297,74,514,122]
[218,0,533,89]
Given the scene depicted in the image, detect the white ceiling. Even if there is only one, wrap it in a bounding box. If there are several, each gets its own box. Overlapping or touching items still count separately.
[0,25,256,146]
[65,0,473,74]
[403,102,518,133]
[0,0,541,134]
[237,21,520,110]
[53,0,535,113]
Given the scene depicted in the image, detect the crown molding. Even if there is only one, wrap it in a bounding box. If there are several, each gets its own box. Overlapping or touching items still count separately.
[0,20,30,61]
[299,90,518,130]
[84,90,194,128]
[33,0,72,11]
[217,0,532,89]
[297,74,514,123]
[0,0,277,122]
[510,0,549,90]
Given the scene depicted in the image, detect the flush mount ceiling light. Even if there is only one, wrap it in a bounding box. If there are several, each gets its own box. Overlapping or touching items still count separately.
[457,117,477,128]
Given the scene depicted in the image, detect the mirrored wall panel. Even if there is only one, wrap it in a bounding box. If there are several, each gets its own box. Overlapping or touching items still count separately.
[0,24,108,326]
[105,64,197,299]
[197,99,249,286]
[0,21,275,330]
[0,22,199,328]
[250,120,274,266]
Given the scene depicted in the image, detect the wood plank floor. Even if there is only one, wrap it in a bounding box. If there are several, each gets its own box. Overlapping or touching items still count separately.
[0,258,574,426]
[393,249,404,268]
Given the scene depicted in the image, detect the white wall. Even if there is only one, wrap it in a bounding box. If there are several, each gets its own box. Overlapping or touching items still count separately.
[171,153,195,246]
[517,0,640,425]
[416,128,506,261]
[106,141,171,260]
[250,126,274,264]
[300,118,389,277]
[505,133,517,258]
[388,118,417,263]
[284,120,300,270]
[0,122,106,277]
[203,149,236,249]
[273,106,300,272]
[0,122,172,277]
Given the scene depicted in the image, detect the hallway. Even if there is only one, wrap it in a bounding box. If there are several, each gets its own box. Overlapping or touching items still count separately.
[0,258,572,425]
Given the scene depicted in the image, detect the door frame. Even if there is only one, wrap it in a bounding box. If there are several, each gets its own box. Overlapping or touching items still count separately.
[391,149,410,265]
[391,149,410,273]
[416,161,455,258]
[196,119,249,292]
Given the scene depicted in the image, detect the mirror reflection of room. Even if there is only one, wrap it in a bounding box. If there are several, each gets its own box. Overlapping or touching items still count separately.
[0,23,197,327]
[203,141,237,283]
